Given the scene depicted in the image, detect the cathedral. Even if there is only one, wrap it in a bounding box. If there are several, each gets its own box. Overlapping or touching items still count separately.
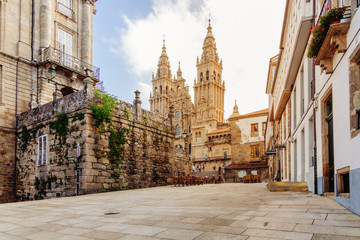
[149,19,228,172]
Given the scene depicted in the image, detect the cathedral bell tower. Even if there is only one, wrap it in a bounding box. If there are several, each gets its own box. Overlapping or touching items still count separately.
[193,19,225,124]
[149,40,173,115]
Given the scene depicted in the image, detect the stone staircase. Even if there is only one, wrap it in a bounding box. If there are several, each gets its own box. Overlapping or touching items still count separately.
[267,182,308,192]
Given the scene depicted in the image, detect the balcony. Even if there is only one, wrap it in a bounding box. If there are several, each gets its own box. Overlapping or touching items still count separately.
[205,139,231,146]
[42,47,100,81]
[58,2,75,20]
[315,21,351,73]
[193,156,232,162]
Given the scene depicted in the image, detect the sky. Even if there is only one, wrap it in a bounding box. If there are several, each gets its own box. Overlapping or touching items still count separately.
[93,0,286,119]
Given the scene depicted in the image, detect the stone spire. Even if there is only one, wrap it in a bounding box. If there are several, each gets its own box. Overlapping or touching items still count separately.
[156,38,171,79]
[233,100,239,113]
[201,17,219,63]
[176,61,182,79]
[228,100,241,120]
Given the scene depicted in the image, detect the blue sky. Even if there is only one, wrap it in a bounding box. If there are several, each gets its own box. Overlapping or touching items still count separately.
[93,0,153,104]
[93,0,286,118]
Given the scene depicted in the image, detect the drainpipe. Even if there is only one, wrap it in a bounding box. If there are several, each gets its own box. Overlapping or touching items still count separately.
[13,58,20,200]
[31,0,34,61]
[312,0,318,194]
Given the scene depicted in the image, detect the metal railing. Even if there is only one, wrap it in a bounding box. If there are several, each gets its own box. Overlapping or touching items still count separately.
[318,0,332,21]
[193,156,231,162]
[42,47,100,81]
[205,139,231,145]
[58,2,75,20]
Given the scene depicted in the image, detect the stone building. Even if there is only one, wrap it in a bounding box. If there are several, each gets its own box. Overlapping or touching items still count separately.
[150,19,226,173]
[15,86,188,200]
[0,0,98,203]
[266,0,360,215]
[225,102,269,182]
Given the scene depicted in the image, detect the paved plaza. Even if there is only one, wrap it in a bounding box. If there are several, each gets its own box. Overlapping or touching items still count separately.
[0,183,360,240]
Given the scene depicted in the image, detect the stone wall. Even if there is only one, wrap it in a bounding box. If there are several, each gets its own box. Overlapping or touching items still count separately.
[16,90,188,200]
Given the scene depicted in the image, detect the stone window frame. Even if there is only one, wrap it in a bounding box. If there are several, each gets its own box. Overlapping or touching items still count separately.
[250,144,260,160]
[251,123,259,137]
[175,111,181,120]
[349,42,360,138]
[175,124,180,136]
[38,135,48,166]
[336,166,350,198]
[55,22,78,58]
[57,0,76,20]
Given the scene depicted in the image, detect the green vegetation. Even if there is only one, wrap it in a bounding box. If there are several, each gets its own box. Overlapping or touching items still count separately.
[89,90,120,128]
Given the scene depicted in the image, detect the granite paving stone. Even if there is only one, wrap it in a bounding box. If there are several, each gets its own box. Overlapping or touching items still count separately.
[0,183,359,240]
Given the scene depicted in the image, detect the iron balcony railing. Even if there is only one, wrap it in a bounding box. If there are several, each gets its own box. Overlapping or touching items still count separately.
[193,156,231,162]
[58,2,75,20]
[42,47,100,81]
[318,0,352,24]
[318,0,332,21]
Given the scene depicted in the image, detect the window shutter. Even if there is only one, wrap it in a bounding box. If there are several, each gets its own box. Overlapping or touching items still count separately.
[42,136,47,165]
[38,136,42,165]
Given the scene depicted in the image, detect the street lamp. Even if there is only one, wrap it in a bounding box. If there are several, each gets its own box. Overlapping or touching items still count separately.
[182,130,191,174]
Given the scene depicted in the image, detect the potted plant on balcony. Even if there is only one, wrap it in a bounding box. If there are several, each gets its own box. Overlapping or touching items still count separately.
[307,7,346,58]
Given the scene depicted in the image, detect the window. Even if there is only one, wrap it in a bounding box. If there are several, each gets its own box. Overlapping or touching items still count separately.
[262,122,266,135]
[57,29,73,68]
[337,166,350,198]
[189,125,191,133]
[251,123,259,137]
[200,72,203,82]
[300,66,305,115]
[209,147,212,151]
[175,111,180,120]
[206,70,209,80]
[38,135,47,166]
[250,145,260,160]
[176,125,180,136]
[349,44,360,138]
[215,149,219,153]
[58,0,74,19]
[224,152,227,158]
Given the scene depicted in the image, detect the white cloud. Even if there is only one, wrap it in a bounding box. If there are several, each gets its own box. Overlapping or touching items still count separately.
[111,0,285,119]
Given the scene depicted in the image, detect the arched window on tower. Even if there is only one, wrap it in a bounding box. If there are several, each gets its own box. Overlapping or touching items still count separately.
[160,85,162,95]
[218,74,220,81]
[213,71,216,81]
[155,87,158,94]
[166,86,168,95]
[200,73,203,82]
[206,71,209,80]
[176,125,180,136]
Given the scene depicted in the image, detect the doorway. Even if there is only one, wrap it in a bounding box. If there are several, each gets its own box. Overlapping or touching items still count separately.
[326,98,334,192]
[321,89,335,193]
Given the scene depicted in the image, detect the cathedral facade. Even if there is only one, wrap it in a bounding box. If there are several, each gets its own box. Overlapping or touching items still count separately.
[149,20,226,171]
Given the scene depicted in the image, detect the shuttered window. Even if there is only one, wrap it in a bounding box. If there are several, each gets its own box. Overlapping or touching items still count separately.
[58,0,73,18]
[38,135,47,166]
[57,29,73,67]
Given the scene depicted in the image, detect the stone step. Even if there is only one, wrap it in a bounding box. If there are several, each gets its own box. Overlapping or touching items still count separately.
[267,182,309,192]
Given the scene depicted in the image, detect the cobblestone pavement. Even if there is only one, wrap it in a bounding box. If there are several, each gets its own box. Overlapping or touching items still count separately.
[1,183,360,240]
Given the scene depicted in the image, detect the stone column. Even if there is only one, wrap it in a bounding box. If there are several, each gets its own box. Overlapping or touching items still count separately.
[81,0,92,64]
[133,90,142,120]
[40,0,51,49]
[83,76,94,99]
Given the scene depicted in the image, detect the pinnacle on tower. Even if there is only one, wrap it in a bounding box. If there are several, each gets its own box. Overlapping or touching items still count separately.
[177,61,182,79]
[233,100,239,114]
